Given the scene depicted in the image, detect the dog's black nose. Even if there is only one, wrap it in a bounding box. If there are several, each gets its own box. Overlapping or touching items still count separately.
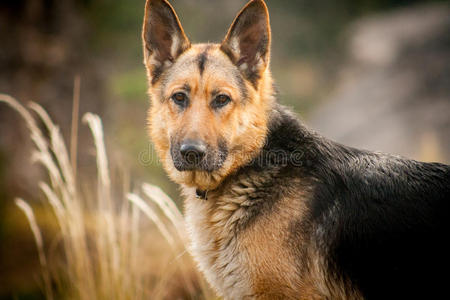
[180,140,206,164]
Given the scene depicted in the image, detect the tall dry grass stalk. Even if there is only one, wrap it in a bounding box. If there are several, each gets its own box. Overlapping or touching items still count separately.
[70,75,81,182]
[0,94,210,299]
[15,198,54,300]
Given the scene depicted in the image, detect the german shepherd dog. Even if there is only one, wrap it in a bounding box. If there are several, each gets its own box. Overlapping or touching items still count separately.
[142,0,450,299]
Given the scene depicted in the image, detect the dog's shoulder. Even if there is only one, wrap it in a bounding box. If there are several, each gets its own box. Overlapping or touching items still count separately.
[254,104,450,298]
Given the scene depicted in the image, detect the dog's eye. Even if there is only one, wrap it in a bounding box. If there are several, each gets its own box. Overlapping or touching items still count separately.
[211,94,231,109]
[171,92,188,107]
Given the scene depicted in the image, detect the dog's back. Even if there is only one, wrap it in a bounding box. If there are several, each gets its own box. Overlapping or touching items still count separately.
[290,108,450,298]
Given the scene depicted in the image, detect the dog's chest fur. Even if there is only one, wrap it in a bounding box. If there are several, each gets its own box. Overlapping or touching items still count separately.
[184,190,251,299]
[183,171,308,299]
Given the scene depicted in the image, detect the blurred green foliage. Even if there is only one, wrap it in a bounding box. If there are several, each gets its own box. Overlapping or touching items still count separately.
[110,68,148,102]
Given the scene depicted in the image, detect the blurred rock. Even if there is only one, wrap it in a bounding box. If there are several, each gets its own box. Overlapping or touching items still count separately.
[309,3,450,163]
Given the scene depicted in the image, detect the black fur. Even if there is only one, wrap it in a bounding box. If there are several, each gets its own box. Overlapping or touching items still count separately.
[197,46,212,75]
[224,104,450,299]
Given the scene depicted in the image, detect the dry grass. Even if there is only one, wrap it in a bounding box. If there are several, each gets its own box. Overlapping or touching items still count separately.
[0,94,212,300]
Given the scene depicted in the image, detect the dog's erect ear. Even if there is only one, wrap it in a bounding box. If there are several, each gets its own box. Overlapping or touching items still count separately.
[221,0,271,87]
[143,0,190,84]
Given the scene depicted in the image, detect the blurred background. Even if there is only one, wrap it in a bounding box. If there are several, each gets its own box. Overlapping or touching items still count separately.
[0,0,449,299]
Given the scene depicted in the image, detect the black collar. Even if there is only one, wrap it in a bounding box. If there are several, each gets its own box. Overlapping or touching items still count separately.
[195,189,208,200]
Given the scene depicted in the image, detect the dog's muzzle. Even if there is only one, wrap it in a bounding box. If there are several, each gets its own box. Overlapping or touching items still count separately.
[170,138,228,172]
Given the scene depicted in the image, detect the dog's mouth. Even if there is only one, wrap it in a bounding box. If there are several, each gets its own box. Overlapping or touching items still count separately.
[170,139,228,173]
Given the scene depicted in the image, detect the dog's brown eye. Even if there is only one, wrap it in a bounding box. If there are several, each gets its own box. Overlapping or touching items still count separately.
[212,94,231,109]
[171,92,188,107]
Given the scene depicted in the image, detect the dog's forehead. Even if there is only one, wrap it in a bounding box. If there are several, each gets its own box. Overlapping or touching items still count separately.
[164,44,242,88]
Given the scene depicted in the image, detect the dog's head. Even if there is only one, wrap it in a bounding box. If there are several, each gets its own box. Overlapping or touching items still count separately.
[143,0,274,190]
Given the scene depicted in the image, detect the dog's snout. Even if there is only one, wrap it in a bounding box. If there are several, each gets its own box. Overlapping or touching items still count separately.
[171,138,227,172]
[180,140,207,164]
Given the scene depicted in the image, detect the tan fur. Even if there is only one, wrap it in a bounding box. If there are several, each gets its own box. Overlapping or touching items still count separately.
[241,193,307,299]
[303,249,364,300]
[183,171,363,299]
[183,171,304,299]
[147,44,273,190]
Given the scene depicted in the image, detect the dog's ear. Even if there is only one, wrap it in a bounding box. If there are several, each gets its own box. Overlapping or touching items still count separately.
[143,0,190,84]
[221,0,271,87]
